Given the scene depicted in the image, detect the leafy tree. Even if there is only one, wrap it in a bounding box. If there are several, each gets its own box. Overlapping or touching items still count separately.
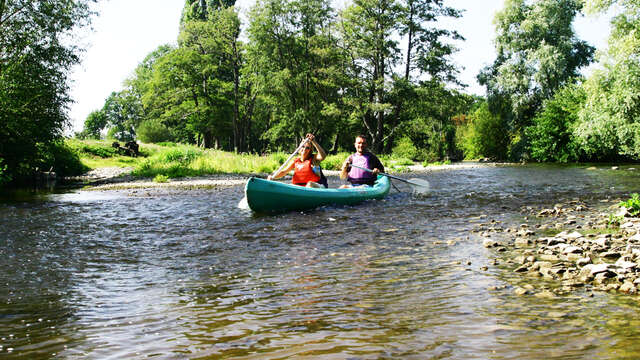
[526,83,585,162]
[458,102,510,160]
[102,91,140,141]
[246,0,342,149]
[83,110,108,139]
[0,0,96,182]
[135,119,172,143]
[574,0,640,159]
[337,0,464,153]
[479,0,594,159]
[399,0,463,83]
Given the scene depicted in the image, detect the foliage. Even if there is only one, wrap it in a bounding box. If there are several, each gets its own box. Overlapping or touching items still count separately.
[526,83,585,162]
[620,193,640,216]
[457,102,510,160]
[0,0,96,184]
[83,110,108,139]
[573,0,640,159]
[153,174,169,183]
[392,137,419,160]
[0,158,12,185]
[478,0,594,160]
[136,119,172,144]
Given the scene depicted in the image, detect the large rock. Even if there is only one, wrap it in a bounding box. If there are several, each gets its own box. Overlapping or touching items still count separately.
[557,230,584,241]
[620,281,637,294]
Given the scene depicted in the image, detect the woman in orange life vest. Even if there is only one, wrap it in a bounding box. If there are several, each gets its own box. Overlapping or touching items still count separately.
[267,133,328,188]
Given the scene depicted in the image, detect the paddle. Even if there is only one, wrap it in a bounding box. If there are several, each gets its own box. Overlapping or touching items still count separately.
[349,164,430,194]
[270,138,310,179]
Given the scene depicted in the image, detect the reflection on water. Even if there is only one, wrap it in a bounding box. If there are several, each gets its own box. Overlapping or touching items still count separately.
[1,165,640,358]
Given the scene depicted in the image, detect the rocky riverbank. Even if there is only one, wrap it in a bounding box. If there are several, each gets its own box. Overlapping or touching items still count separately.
[478,197,640,297]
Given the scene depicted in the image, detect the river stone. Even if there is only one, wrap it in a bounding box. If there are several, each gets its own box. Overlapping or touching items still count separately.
[532,261,553,270]
[594,237,609,247]
[534,290,556,299]
[566,253,583,262]
[622,221,636,228]
[576,257,592,267]
[614,259,637,270]
[514,287,529,296]
[563,245,583,254]
[557,230,584,241]
[605,283,621,291]
[579,263,611,278]
[602,251,622,260]
[629,233,640,243]
[540,254,560,261]
[483,238,498,248]
[620,281,637,294]
[626,244,640,257]
[546,237,564,246]
[515,238,532,247]
[514,265,529,273]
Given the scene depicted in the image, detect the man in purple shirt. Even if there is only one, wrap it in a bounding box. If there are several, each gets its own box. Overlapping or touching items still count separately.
[340,135,385,187]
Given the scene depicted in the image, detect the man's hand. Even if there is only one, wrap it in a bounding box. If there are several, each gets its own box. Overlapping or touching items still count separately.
[372,168,380,175]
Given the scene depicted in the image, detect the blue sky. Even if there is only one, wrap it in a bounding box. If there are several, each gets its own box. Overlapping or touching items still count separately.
[67,0,612,133]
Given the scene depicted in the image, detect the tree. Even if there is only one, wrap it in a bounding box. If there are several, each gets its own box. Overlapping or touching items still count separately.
[338,0,464,153]
[0,0,96,182]
[479,0,594,159]
[526,83,585,162]
[246,0,343,149]
[83,110,108,139]
[574,0,640,159]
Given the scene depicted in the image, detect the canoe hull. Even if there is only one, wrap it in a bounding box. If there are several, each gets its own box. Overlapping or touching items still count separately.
[245,175,390,213]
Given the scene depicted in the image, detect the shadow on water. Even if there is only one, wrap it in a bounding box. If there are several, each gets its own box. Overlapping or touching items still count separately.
[2,164,640,358]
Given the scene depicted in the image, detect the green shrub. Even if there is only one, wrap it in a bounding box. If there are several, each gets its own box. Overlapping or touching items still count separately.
[392,137,418,160]
[0,158,12,185]
[457,102,509,160]
[323,153,350,170]
[620,193,640,216]
[526,84,584,162]
[137,120,172,144]
[153,174,169,183]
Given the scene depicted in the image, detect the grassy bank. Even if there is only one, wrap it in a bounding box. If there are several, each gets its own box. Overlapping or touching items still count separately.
[66,139,420,180]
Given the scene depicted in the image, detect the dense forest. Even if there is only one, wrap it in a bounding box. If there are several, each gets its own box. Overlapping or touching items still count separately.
[2,0,640,185]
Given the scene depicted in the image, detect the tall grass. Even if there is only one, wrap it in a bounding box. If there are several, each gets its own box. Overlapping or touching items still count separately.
[68,139,436,179]
[132,146,291,178]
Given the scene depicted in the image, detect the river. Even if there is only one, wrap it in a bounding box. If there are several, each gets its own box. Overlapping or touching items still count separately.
[1,164,640,359]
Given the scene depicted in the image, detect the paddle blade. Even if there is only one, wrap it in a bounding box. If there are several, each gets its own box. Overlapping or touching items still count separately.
[407,178,430,194]
[237,196,249,209]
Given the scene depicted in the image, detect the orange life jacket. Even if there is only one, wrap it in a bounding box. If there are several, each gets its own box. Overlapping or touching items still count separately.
[292,157,320,186]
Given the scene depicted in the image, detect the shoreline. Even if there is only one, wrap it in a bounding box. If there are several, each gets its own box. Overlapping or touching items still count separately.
[72,162,491,191]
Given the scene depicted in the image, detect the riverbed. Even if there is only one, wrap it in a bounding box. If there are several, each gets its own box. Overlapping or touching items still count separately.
[1,164,640,359]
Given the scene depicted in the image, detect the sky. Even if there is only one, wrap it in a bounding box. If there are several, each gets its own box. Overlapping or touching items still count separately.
[67,0,613,134]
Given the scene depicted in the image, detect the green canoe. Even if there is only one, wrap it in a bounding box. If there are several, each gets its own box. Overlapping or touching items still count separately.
[245,175,391,213]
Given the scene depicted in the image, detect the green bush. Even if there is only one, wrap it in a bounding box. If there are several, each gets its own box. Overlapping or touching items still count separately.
[153,174,169,183]
[526,84,584,162]
[392,137,419,160]
[457,102,509,160]
[620,193,640,217]
[136,120,172,144]
[0,158,12,185]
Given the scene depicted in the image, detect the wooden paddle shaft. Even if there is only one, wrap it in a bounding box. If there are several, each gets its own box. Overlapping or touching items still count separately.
[271,138,310,177]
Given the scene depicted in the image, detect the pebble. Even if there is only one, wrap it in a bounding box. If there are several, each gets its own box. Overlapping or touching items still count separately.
[485,199,640,297]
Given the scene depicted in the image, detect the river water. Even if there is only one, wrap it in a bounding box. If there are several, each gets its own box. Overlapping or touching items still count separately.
[2,164,640,359]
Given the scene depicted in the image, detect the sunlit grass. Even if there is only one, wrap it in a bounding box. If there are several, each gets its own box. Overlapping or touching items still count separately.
[67,139,430,179]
